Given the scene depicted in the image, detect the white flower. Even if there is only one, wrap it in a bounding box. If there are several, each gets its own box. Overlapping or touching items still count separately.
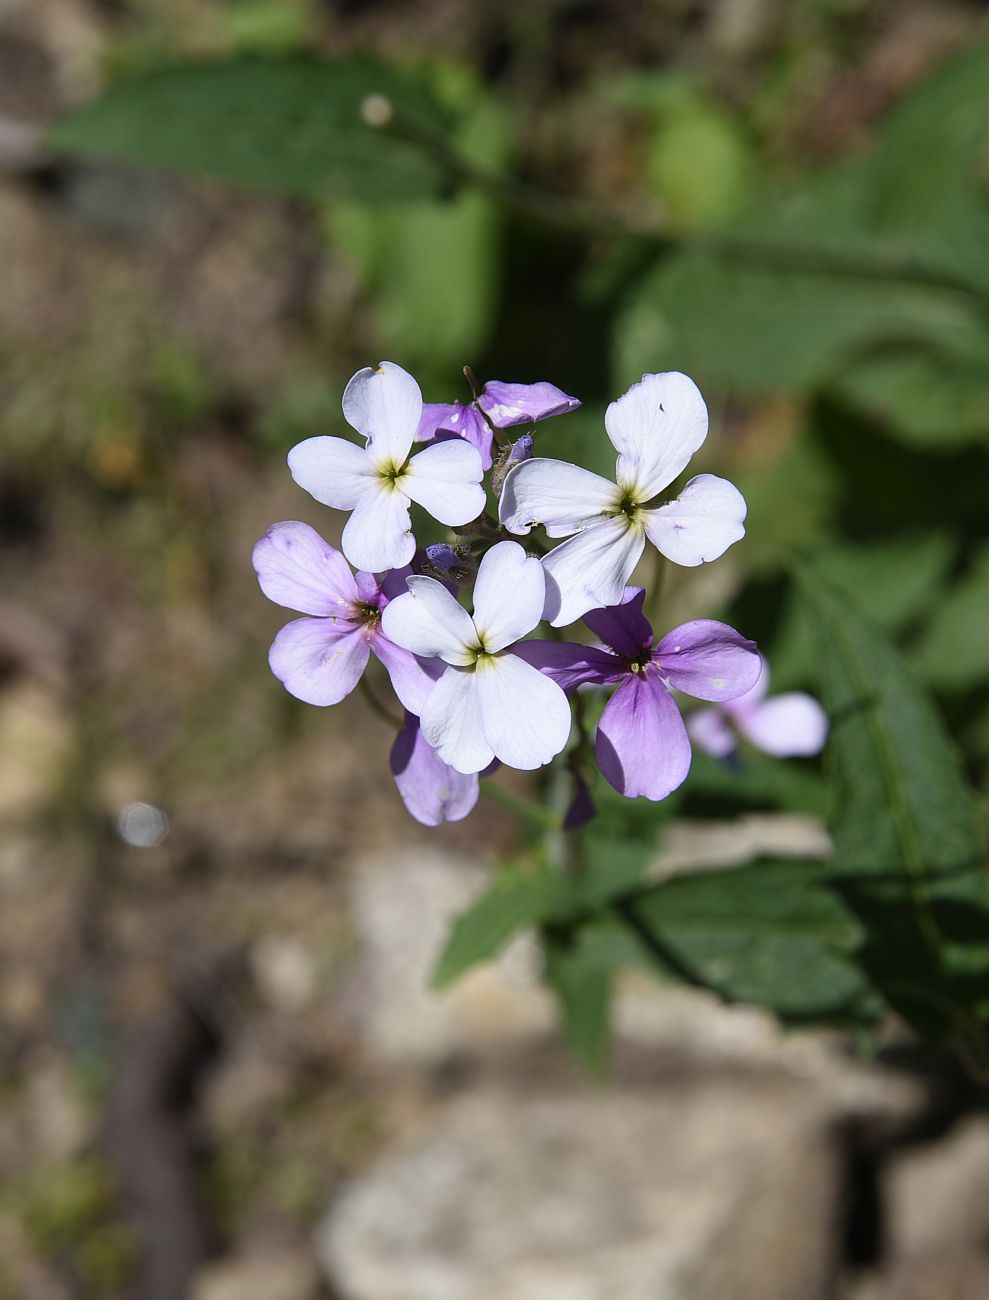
[288,362,486,572]
[381,541,572,774]
[499,371,746,626]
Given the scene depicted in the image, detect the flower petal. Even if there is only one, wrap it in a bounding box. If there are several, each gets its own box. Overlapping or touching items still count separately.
[686,706,738,759]
[342,361,422,465]
[288,436,376,510]
[390,713,479,826]
[478,380,581,427]
[583,588,653,659]
[541,517,645,628]
[371,634,445,715]
[381,577,477,666]
[605,371,708,499]
[403,440,486,526]
[475,653,572,770]
[417,403,494,468]
[420,667,494,774]
[737,694,829,757]
[656,619,761,702]
[341,484,415,572]
[512,640,623,691]
[268,618,369,706]
[596,672,691,800]
[253,521,358,616]
[725,659,769,713]
[499,459,617,538]
[644,473,746,567]
[471,540,545,652]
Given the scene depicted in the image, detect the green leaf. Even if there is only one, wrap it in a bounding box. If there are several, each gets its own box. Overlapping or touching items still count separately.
[684,747,829,816]
[648,98,757,232]
[48,57,453,204]
[835,348,989,449]
[912,545,989,690]
[544,940,612,1074]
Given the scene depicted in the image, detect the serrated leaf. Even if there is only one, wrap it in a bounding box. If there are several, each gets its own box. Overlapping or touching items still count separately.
[912,546,989,690]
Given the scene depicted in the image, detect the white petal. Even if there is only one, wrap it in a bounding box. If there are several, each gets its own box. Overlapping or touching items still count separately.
[403,440,486,526]
[381,577,477,666]
[420,667,495,774]
[541,517,645,628]
[341,485,415,572]
[738,694,829,758]
[471,541,545,652]
[499,459,617,538]
[475,653,572,770]
[606,372,708,500]
[288,436,376,509]
[644,474,746,567]
[342,362,422,466]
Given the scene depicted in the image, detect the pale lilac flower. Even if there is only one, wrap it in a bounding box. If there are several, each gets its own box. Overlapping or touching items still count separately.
[253,521,441,711]
[518,589,760,801]
[500,372,746,627]
[390,713,479,825]
[688,662,828,759]
[418,379,580,469]
[288,362,485,573]
[381,540,572,774]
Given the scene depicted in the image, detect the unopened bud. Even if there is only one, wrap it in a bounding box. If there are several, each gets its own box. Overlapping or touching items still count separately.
[491,434,533,493]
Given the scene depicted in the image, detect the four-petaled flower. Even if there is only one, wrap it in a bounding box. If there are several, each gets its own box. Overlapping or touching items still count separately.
[499,371,747,626]
[519,589,761,800]
[288,362,486,573]
[382,541,572,774]
[688,661,828,759]
[418,379,580,469]
[253,521,441,711]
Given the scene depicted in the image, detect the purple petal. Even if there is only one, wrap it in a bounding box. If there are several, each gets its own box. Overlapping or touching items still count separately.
[583,588,653,660]
[378,564,415,603]
[478,381,581,428]
[686,706,738,759]
[253,521,358,616]
[416,402,493,469]
[390,713,479,826]
[512,640,622,692]
[563,773,596,830]
[424,543,462,573]
[737,693,829,758]
[371,634,445,715]
[268,618,369,706]
[655,620,761,702]
[596,671,691,801]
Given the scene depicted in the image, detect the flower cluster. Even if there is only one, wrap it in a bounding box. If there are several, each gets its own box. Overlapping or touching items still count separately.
[255,362,824,825]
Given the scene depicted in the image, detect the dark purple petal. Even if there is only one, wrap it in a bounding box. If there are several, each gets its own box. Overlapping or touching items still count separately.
[655,620,761,702]
[416,402,493,468]
[371,634,445,715]
[512,640,623,692]
[595,671,691,801]
[268,618,370,706]
[478,381,581,427]
[390,713,479,826]
[378,564,415,603]
[563,772,596,830]
[583,588,653,660]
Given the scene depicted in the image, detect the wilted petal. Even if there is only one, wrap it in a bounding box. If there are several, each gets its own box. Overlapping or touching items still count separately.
[288,436,376,510]
[512,640,621,691]
[381,577,476,666]
[478,380,581,427]
[541,517,645,627]
[253,521,357,615]
[268,618,369,706]
[371,634,444,715]
[499,459,617,538]
[403,440,486,526]
[583,588,653,659]
[644,473,746,568]
[656,620,761,702]
[737,693,829,757]
[475,653,572,770]
[596,672,691,800]
[342,485,415,573]
[686,706,738,759]
[606,372,708,500]
[390,714,479,826]
[342,362,422,465]
[420,667,494,773]
[471,540,545,652]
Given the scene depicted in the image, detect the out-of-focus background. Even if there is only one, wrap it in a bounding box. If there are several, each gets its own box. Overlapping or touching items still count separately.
[2,1,989,1298]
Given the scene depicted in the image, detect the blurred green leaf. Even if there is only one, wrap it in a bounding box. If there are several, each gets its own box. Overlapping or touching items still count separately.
[48,57,454,204]
[648,98,757,231]
[913,546,989,690]
[684,747,829,816]
[544,940,612,1073]
[835,348,989,449]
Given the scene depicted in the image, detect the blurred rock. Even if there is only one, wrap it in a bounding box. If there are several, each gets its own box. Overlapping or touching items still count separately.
[885,1117,989,1259]
[844,1254,989,1300]
[26,1054,92,1160]
[650,813,831,878]
[319,1080,840,1300]
[251,934,318,1014]
[0,682,72,822]
[193,1249,320,1300]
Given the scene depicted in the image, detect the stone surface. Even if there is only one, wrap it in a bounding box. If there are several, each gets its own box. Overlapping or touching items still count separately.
[192,1250,319,1300]
[885,1117,989,1259]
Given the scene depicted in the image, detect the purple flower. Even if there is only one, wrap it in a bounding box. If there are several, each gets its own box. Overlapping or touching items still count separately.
[418,379,581,470]
[518,589,760,801]
[688,662,828,759]
[253,521,442,711]
[390,713,479,825]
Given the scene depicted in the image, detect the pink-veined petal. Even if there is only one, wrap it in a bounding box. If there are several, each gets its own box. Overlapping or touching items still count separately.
[342,361,422,465]
[475,652,572,770]
[596,672,691,800]
[268,618,369,707]
[341,485,415,573]
[403,440,486,526]
[499,459,617,538]
[287,436,376,510]
[381,577,477,666]
[371,634,445,715]
[656,619,760,702]
[606,372,708,500]
[541,517,645,628]
[737,693,829,757]
[420,666,494,774]
[390,714,479,826]
[252,521,358,615]
[644,473,746,568]
[686,706,738,759]
[471,540,545,652]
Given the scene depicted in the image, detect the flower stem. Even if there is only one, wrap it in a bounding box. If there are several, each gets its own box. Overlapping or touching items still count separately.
[480,777,561,830]
[358,677,403,730]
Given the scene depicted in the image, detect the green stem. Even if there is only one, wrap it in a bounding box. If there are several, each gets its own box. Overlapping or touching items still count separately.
[358,676,403,730]
[480,777,561,830]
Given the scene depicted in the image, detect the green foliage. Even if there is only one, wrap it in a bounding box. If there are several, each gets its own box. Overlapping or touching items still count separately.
[647,95,757,232]
[912,546,989,691]
[544,939,613,1073]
